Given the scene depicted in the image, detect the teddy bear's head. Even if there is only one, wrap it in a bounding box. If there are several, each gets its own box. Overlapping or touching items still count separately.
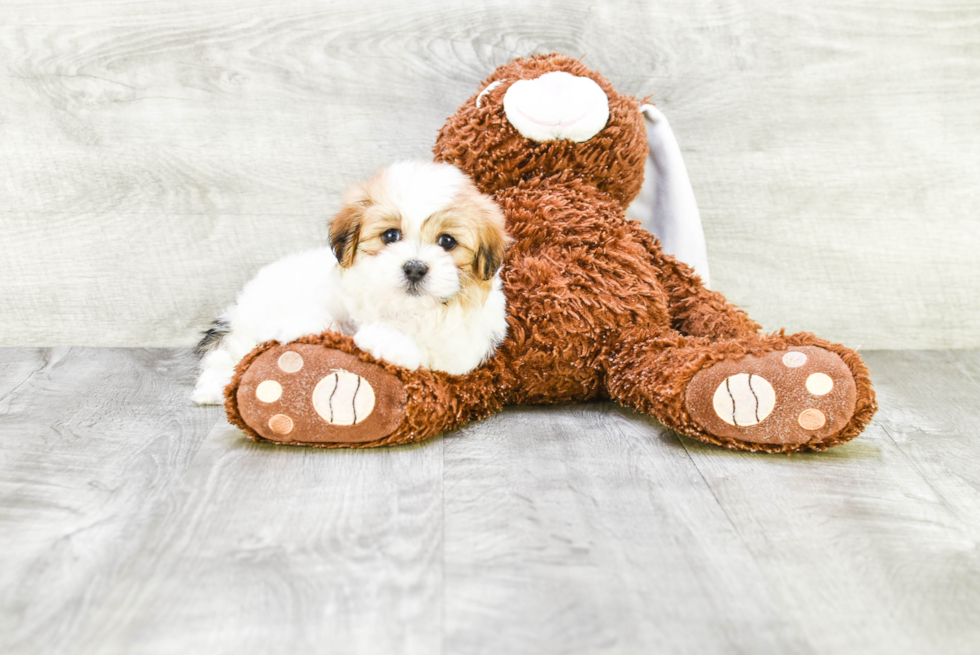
[433,53,648,208]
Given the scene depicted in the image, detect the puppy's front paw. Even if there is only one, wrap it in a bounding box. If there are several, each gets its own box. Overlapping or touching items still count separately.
[353,323,425,370]
[192,350,236,405]
[191,382,226,406]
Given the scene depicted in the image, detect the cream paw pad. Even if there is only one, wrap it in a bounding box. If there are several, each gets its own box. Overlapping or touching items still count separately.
[235,343,406,445]
[685,346,858,446]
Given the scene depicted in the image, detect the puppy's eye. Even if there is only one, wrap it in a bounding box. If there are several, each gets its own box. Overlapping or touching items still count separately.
[381,228,402,245]
[437,234,457,251]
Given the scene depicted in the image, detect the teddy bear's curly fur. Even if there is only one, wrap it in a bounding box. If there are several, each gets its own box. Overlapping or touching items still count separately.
[225,54,877,454]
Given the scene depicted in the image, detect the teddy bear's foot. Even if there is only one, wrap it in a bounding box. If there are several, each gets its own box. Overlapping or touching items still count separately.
[685,346,858,446]
[234,343,407,445]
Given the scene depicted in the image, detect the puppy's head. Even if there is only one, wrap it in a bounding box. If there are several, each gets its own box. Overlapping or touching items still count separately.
[329,161,508,308]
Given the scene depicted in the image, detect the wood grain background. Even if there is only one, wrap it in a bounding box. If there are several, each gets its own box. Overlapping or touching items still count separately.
[1,0,978,348]
[2,347,979,653]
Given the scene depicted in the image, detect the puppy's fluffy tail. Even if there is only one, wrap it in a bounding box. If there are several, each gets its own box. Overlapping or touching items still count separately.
[195,318,230,358]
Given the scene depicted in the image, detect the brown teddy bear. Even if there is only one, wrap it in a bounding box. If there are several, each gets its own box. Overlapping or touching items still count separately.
[224,53,877,454]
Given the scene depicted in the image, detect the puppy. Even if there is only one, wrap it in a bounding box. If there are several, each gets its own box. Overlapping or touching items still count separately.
[192,161,509,405]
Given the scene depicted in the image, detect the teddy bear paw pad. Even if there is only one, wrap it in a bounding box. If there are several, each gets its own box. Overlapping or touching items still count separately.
[685,346,857,446]
[236,344,407,445]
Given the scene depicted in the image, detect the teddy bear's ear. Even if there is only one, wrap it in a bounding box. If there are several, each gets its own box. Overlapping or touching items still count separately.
[328,200,365,268]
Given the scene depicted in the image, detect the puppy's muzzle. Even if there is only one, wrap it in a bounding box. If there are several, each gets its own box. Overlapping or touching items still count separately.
[402,260,428,292]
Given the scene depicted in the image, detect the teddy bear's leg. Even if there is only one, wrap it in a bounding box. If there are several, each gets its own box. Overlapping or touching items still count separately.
[224,332,503,448]
[655,251,764,341]
[605,331,876,452]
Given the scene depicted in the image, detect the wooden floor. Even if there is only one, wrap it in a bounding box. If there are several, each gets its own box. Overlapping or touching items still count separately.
[1,348,979,654]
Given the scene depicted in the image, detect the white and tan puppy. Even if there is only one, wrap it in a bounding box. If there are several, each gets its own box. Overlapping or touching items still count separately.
[192,160,509,405]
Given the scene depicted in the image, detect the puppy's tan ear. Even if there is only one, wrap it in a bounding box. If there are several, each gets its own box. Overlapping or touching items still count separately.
[329,197,366,268]
[473,203,509,280]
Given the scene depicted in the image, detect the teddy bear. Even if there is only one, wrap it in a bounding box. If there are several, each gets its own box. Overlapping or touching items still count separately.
[223,53,877,454]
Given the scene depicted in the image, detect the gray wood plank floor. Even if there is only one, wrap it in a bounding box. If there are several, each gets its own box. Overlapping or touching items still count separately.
[2,348,979,654]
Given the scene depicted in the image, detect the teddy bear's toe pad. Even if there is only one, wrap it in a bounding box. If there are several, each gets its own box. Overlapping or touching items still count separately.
[236,344,407,444]
[685,346,857,445]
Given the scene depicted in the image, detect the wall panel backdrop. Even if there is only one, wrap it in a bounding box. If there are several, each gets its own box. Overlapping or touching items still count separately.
[1,0,977,348]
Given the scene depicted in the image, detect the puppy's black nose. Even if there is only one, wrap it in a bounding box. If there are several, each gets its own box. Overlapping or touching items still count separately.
[402,260,428,283]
